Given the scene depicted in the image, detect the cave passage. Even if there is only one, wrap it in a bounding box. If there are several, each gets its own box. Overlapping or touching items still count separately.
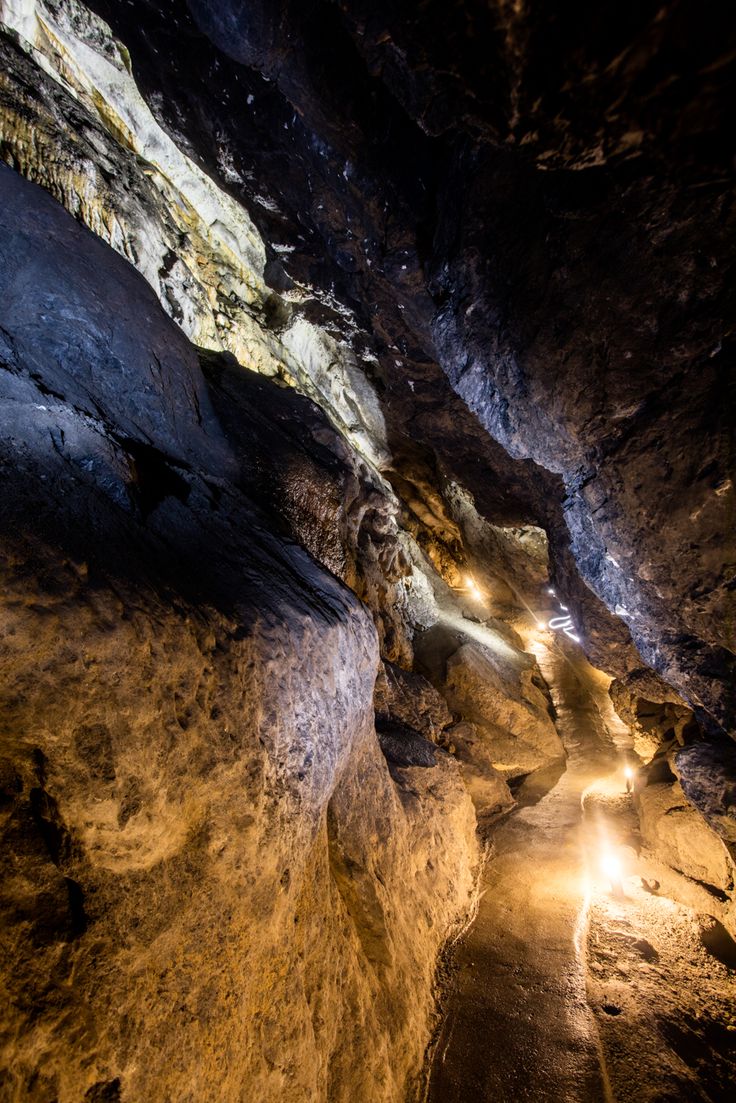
[0,2,734,1102]
[429,640,621,1102]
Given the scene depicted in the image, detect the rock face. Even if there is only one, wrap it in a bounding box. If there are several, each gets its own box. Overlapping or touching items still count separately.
[374,661,453,742]
[674,741,736,862]
[610,672,698,763]
[439,721,515,818]
[442,642,563,781]
[0,166,479,1102]
[637,783,733,898]
[1,0,735,1098]
[3,0,733,728]
[58,0,733,731]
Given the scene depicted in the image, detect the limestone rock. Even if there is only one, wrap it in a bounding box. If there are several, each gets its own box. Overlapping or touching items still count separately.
[610,673,699,763]
[1,0,735,1095]
[674,741,736,857]
[441,642,564,780]
[376,723,438,770]
[106,0,734,730]
[440,721,515,817]
[637,782,733,896]
[374,660,453,742]
[0,165,479,1103]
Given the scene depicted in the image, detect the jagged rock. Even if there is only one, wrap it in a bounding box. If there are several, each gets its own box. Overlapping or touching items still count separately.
[376,723,438,769]
[441,642,564,780]
[199,348,414,662]
[610,671,699,763]
[674,740,736,857]
[637,782,733,897]
[696,914,736,969]
[440,721,515,817]
[1,0,735,1096]
[69,0,734,730]
[374,660,453,742]
[8,0,735,731]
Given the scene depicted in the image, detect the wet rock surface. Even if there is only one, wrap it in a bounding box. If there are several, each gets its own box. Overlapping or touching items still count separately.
[428,646,615,1103]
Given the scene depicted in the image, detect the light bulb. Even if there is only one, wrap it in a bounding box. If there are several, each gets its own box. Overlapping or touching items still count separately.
[600,851,621,881]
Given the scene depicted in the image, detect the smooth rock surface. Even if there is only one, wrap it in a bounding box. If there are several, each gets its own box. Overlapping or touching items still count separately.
[637,782,733,897]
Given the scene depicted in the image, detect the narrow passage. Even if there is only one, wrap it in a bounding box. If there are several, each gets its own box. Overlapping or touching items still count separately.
[428,643,627,1102]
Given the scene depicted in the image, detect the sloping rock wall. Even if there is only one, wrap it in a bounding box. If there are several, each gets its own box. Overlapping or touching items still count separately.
[0,165,479,1103]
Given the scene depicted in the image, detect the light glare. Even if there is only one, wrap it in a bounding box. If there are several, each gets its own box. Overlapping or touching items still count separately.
[464,575,484,601]
[600,851,621,881]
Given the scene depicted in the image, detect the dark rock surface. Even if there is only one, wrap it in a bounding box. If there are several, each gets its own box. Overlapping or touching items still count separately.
[376,722,438,770]
[1,2,735,1098]
[675,740,736,858]
[374,660,453,742]
[73,0,736,730]
[0,164,479,1102]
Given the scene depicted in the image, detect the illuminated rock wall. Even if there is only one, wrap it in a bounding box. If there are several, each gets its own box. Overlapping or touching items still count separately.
[0,1,734,1097]
[0,166,479,1102]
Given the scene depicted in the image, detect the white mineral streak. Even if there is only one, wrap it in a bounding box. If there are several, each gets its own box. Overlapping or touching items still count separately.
[0,0,390,469]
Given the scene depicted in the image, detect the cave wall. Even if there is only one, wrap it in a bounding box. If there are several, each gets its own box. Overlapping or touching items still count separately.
[0,165,480,1102]
[72,0,735,730]
[0,0,735,1097]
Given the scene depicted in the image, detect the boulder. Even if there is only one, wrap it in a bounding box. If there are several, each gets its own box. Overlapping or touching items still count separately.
[637,782,732,895]
[442,642,564,780]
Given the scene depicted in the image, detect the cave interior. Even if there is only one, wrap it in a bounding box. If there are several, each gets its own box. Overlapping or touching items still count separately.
[0,2,734,1101]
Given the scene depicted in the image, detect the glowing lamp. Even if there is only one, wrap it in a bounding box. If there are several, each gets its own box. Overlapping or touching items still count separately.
[600,852,621,880]
[600,850,624,897]
[465,575,483,600]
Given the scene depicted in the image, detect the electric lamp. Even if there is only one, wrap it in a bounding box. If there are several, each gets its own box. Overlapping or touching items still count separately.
[600,850,624,897]
[465,575,483,600]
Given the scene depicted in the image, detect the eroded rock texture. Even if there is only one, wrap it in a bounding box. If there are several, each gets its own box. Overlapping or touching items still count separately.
[78,0,736,728]
[0,167,479,1102]
[0,0,735,1098]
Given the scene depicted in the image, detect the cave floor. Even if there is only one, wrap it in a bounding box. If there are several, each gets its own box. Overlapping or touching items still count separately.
[426,637,736,1102]
[427,639,619,1102]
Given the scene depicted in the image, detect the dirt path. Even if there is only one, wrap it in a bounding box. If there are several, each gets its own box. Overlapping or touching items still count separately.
[427,640,625,1103]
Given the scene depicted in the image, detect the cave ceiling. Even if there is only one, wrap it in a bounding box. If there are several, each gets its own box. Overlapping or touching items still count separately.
[55,0,734,732]
[0,0,733,721]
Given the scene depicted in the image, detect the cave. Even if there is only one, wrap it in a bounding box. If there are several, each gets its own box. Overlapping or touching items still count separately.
[0,2,734,1101]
